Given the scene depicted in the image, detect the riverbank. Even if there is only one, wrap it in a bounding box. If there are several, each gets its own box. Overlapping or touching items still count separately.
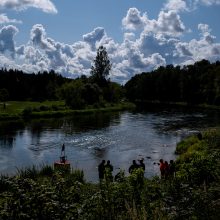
[0,128,219,219]
[135,100,220,111]
[0,101,136,120]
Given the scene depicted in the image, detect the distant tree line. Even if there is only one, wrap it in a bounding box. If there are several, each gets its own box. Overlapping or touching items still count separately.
[125,59,220,105]
[0,69,68,101]
[0,46,124,109]
[2,50,220,109]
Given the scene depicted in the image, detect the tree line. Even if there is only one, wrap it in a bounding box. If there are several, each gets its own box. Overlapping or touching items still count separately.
[0,46,124,109]
[1,47,220,108]
[125,59,220,105]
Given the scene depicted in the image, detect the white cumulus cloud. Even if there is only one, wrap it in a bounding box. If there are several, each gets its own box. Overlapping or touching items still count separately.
[0,6,219,84]
[0,0,57,13]
[0,13,22,24]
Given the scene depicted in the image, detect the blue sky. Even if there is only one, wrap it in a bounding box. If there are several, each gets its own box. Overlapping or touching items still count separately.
[0,0,220,83]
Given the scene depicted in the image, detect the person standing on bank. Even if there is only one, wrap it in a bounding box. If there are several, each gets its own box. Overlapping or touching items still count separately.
[105,160,114,181]
[139,158,145,171]
[98,160,106,181]
[129,160,139,174]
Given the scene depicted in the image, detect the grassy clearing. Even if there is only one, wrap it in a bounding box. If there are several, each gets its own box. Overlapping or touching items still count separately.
[0,101,135,120]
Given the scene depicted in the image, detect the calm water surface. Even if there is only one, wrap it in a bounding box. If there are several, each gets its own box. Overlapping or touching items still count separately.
[1,107,220,182]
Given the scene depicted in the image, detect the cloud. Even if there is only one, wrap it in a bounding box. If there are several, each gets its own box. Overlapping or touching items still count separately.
[164,0,220,12]
[122,7,148,30]
[0,25,18,58]
[83,27,106,49]
[122,7,185,37]
[164,0,188,12]
[174,23,220,64]
[155,10,185,36]
[0,0,57,14]
[0,5,219,84]
[0,14,22,24]
[30,24,55,50]
[200,0,220,6]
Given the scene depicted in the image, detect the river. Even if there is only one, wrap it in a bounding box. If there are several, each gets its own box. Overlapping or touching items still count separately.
[1,106,220,182]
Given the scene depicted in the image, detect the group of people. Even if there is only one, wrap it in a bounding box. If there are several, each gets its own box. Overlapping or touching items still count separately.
[98,158,175,182]
[158,159,175,179]
[98,158,146,182]
[98,160,114,181]
[128,159,145,173]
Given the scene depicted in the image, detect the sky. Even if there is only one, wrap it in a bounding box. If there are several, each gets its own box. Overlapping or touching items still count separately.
[0,0,220,84]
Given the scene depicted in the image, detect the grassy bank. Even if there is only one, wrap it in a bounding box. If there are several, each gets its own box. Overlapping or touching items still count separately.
[0,101,136,120]
[0,128,219,219]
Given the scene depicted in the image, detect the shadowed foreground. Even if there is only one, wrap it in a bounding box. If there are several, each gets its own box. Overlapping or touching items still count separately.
[0,128,220,220]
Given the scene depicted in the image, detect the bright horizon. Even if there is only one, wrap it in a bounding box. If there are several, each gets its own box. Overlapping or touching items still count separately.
[0,0,220,83]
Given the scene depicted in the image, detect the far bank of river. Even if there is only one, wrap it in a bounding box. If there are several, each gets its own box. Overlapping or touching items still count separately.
[1,106,220,182]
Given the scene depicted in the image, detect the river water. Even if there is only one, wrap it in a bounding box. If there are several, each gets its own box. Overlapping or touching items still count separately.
[0,106,220,182]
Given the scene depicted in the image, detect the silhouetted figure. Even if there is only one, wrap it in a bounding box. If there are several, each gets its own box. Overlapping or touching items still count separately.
[197,132,202,140]
[164,161,169,179]
[169,160,175,178]
[98,160,106,181]
[105,160,113,181]
[60,143,66,163]
[115,170,123,182]
[139,159,145,171]
[129,160,139,174]
[159,159,165,179]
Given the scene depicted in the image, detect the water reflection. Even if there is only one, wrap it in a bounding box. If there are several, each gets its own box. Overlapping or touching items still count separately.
[1,108,220,181]
[0,120,25,149]
[0,136,15,147]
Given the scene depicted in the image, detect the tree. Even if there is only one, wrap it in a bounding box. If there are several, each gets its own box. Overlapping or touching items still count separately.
[90,46,111,87]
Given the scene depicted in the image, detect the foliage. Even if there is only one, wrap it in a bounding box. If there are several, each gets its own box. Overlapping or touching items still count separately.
[91,46,111,87]
[0,88,9,102]
[1,127,220,220]
[0,69,68,101]
[125,60,220,106]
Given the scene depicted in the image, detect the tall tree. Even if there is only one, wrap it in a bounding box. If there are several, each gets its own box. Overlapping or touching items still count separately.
[90,46,111,87]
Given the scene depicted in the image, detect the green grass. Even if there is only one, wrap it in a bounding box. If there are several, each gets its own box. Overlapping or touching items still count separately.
[0,101,136,120]
[0,101,65,114]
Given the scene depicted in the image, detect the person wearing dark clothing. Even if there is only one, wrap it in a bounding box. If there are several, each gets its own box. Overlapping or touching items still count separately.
[139,159,145,171]
[105,160,113,181]
[129,160,139,174]
[169,160,175,178]
[98,160,106,181]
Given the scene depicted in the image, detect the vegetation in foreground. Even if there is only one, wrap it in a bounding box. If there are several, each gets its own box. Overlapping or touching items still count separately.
[0,128,219,219]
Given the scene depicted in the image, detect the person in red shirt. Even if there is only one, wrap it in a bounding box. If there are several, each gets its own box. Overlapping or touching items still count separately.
[159,159,165,179]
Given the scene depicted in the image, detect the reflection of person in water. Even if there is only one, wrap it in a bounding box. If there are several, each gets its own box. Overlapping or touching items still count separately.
[98,160,106,181]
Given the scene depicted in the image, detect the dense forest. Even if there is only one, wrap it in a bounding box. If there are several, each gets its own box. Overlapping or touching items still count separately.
[0,69,68,101]
[1,57,220,108]
[125,59,220,105]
